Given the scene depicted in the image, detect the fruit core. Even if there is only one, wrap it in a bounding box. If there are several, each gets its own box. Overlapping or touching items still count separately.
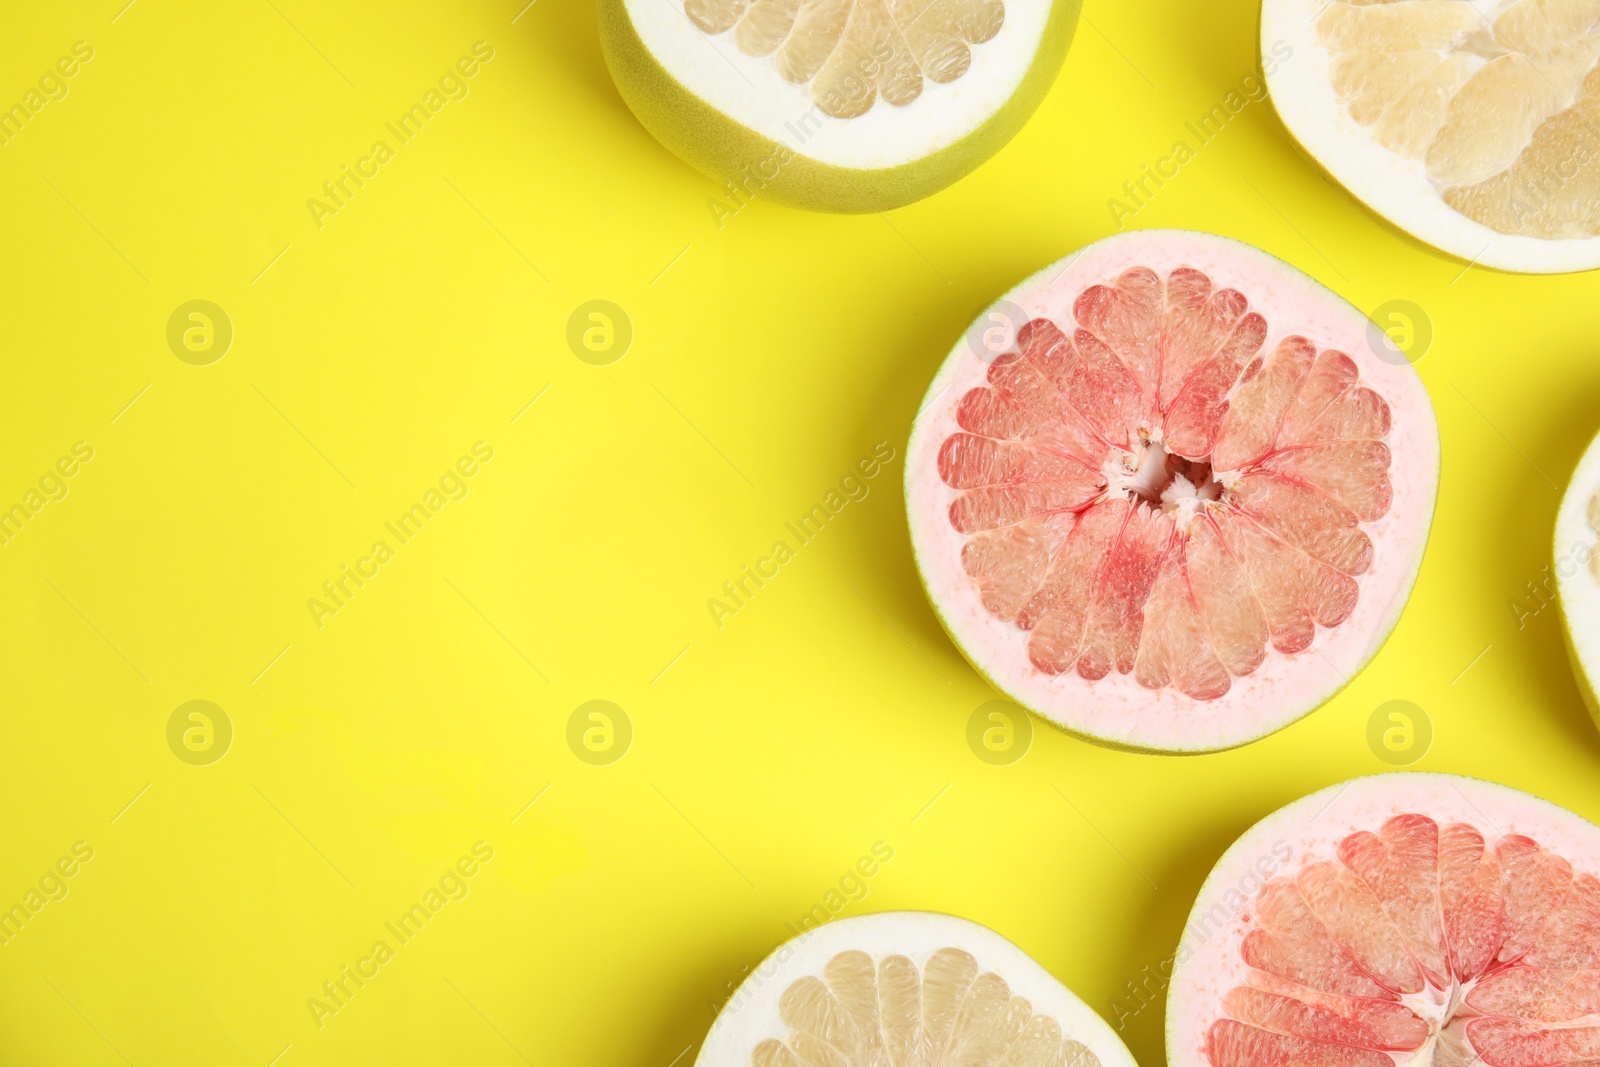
[938,266,1394,701]
[755,947,1102,1067]
[1207,814,1600,1067]
[1115,437,1223,512]
[1316,0,1600,240]
[683,0,1006,118]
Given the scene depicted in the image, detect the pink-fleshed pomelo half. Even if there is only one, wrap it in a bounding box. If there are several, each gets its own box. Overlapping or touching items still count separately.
[905,230,1439,753]
[1166,773,1600,1067]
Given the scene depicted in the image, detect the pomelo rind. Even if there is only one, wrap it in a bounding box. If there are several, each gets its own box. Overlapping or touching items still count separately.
[694,909,1139,1067]
[1163,771,1600,1067]
[1260,0,1600,275]
[904,229,1441,754]
[596,0,1080,213]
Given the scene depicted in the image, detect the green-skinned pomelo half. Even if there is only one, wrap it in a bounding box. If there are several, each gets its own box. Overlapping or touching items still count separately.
[596,0,1078,212]
[695,911,1139,1067]
[1263,0,1600,274]
[1166,772,1600,1067]
[905,229,1440,753]
[1554,423,1600,728]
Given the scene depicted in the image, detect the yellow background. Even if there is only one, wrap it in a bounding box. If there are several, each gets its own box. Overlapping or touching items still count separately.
[1,0,1597,1064]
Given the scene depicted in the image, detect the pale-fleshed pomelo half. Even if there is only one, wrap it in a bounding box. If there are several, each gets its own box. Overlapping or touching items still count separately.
[596,0,1079,211]
[905,229,1439,753]
[695,911,1139,1067]
[1167,773,1600,1067]
[1554,424,1600,729]
[1264,0,1600,273]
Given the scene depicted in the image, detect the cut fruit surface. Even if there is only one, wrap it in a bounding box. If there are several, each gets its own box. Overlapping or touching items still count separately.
[695,912,1138,1067]
[1264,0,1600,273]
[1554,423,1600,733]
[683,0,1007,120]
[1166,774,1600,1067]
[905,230,1439,753]
[597,0,1078,210]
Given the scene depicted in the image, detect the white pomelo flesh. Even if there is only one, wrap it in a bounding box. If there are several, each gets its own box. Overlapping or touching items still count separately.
[1554,424,1600,729]
[695,911,1139,1067]
[1264,0,1600,273]
[905,230,1439,753]
[1167,773,1600,1067]
[626,0,1047,167]
[597,0,1077,210]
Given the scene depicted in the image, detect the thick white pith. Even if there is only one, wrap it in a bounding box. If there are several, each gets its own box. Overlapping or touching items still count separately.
[1262,0,1600,274]
[1555,423,1600,720]
[905,229,1439,753]
[694,912,1139,1067]
[623,0,1051,168]
[1166,774,1600,1067]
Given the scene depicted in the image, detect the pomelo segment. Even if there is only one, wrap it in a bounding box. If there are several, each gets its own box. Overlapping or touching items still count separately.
[905,230,1439,753]
[597,0,1078,211]
[1263,0,1600,273]
[682,0,1006,119]
[1554,423,1600,731]
[695,911,1139,1067]
[1167,773,1600,1067]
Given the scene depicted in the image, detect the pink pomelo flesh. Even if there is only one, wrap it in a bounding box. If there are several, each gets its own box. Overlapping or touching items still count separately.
[1167,775,1600,1067]
[940,281,1391,696]
[906,230,1438,752]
